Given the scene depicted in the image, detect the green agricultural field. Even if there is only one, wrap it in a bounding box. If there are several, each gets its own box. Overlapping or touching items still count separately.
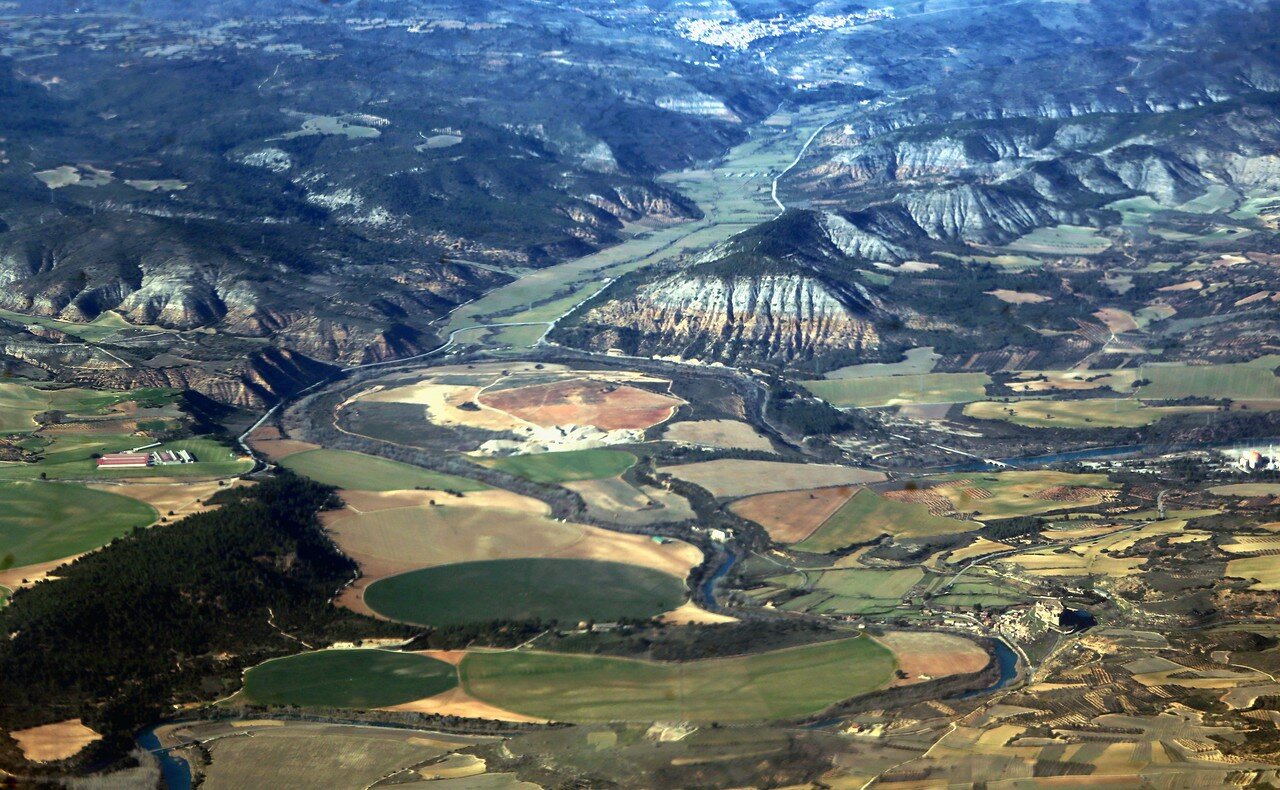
[800,373,990,408]
[963,398,1213,428]
[932,579,1029,610]
[443,108,841,352]
[929,471,1119,521]
[365,558,685,626]
[0,383,50,433]
[796,489,971,554]
[0,480,156,566]
[279,449,486,492]
[451,323,549,351]
[1210,483,1280,497]
[1003,225,1111,255]
[241,650,458,708]
[821,347,939,380]
[0,382,178,434]
[0,308,144,343]
[461,636,894,723]
[1177,185,1239,214]
[484,449,637,484]
[779,568,924,616]
[1107,195,1164,226]
[1135,357,1280,402]
[0,436,251,481]
[1231,194,1280,220]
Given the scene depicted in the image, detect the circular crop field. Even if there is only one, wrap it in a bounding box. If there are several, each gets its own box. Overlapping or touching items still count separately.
[365,558,686,626]
[242,650,457,708]
[0,481,156,567]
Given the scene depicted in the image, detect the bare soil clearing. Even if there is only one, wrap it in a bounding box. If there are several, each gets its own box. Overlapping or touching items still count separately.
[662,419,774,451]
[11,719,101,762]
[384,685,548,724]
[660,601,738,625]
[478,378,682,431]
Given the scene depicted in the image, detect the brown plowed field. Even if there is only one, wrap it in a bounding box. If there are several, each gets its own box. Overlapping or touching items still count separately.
[477,379,682,430]
[1035,485,1120,503]
[729,486,857,543]
[873,631,992,686]
[247,426,321,461]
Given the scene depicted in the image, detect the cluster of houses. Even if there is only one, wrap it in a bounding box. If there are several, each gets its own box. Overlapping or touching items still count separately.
[96,448,196,470]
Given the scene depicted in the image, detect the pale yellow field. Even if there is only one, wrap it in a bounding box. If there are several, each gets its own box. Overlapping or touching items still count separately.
[945,538,1013,565]
[11,719,101,762]
[658,459,884,498]
[662,419,774,451]
[986,289,1051,304]
[357,366,677,436]
[1003,518,1193,578]
[1227,555,1280,590]
[1094,307,1139,333]
[338,487,550,516]
[1219,535,1280,554]
[88,479,246,520]
[359,380,529,432]
[385,684,549,725]
[564,477,695,526]
[1006,369,1138,393]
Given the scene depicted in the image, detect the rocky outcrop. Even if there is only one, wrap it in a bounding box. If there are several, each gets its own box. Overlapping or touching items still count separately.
[569,271,879,367]
[819,212,911,262]
[69,348,336,408]
[897,184,1073,245]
